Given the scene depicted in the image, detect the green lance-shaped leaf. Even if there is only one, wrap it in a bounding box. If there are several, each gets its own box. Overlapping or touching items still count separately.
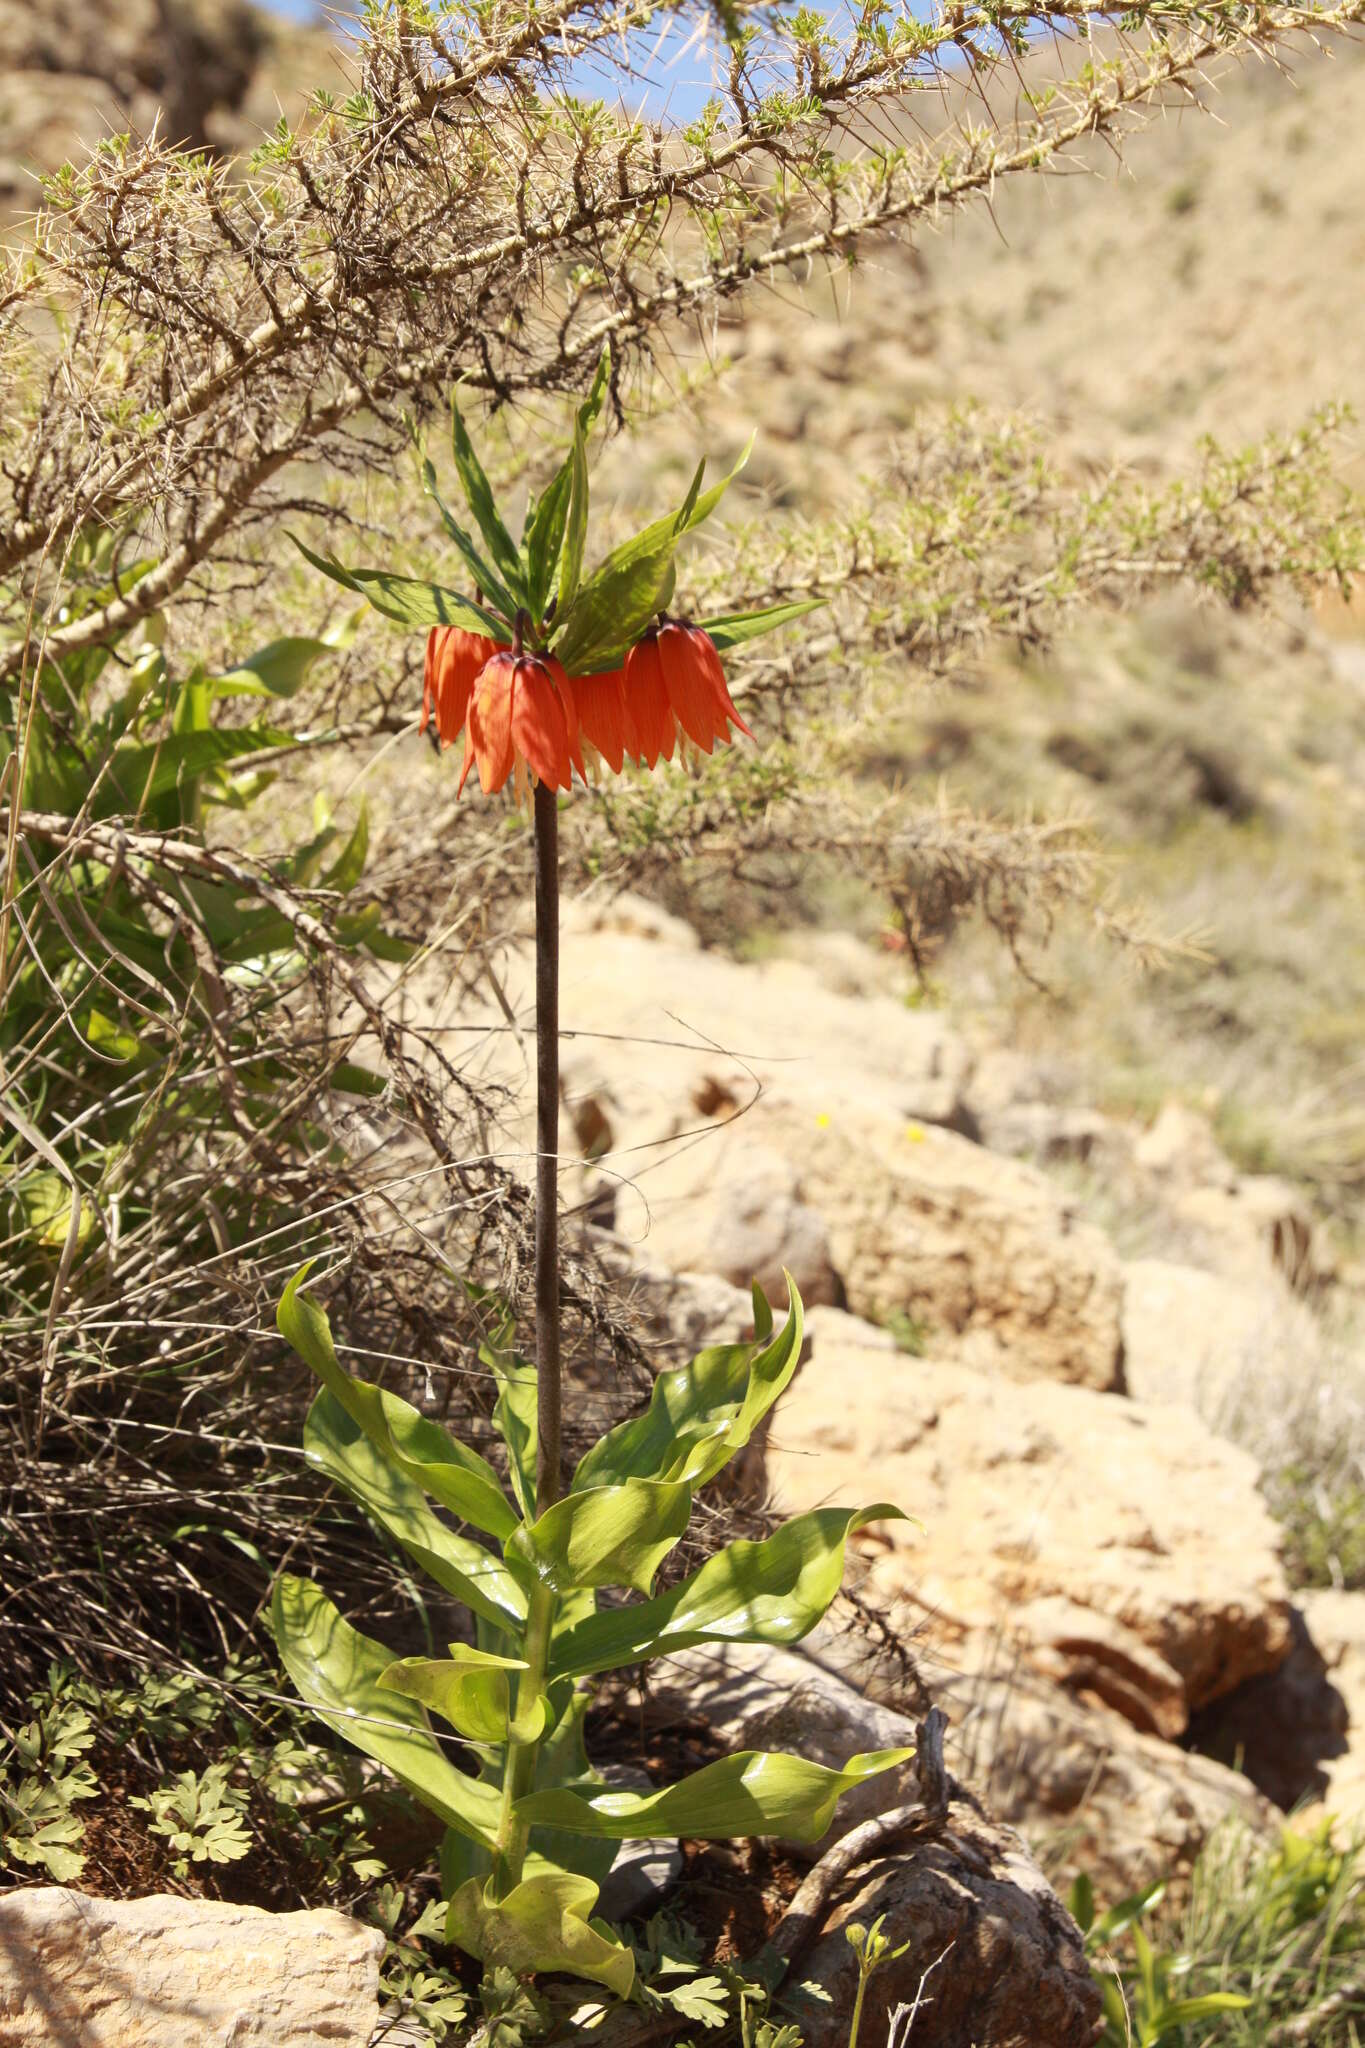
[508,1478,693,1596]
[571,1279,803,1494]
[332,1061,387,1099]
[1155,1996,1253,2026]
[446,1872,635,1997]
[570,594,827,678]
[556,420,590,618]
[671,434,753,539]
[93,727,291,818]
[550,1504,904,1678]
[448,392,526,597]
[514,1746,915,1844]
[378,1648,546,1746]
[280,1265,518,1541]
[550,531,677,675]
[271,1576,502,1847]
[466,1282,539,1521]
[305,1392,527,1634]
[417,447,523,622]
[695,599,827,652]
[210,606,364,698]
[289,536,507,635]
[491,1352,538,1523]
[550,433,753,670]
[321,803,370,895]
[522,347,611,615]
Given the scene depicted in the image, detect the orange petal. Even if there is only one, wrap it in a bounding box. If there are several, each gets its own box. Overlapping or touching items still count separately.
[463,652,516,794]
[692,627,753,742]
[547,656,586,785]
[657,622,723,753]
[510,655,573,792]
[436,628,500,748]
[572,670,630,774]
[623,636,676,769]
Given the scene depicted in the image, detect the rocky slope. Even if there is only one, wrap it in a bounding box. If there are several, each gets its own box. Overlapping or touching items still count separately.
[393,893,1365,1909]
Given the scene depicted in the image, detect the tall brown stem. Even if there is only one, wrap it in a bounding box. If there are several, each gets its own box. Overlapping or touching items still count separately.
[532,778,562,1515]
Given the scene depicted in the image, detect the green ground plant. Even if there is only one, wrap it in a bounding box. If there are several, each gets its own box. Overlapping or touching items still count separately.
[0,1659,384,1900]
[272,1266,909,1998]
[1074,1824,1365,2046]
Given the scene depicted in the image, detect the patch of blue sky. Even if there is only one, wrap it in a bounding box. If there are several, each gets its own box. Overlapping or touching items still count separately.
[249,1,878,128]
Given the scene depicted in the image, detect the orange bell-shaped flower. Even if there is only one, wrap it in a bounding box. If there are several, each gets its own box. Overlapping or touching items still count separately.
[623,621,751,765]
[422,626,506,748]
[460,648,578,795]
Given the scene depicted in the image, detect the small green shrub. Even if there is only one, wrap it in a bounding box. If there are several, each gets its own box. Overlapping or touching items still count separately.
[1072,1875,1250,2044]
[1,532,416,1710]
[1,531,393,1296]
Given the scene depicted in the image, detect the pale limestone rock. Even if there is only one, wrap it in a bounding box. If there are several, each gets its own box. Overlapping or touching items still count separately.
[783,928,910,1001]
[1131,1105,1328,1292]
[1172,1176,1328,1294]
[738,1108,1124,1389]
[586,1234,758,1357]
[805,1301,898,1353]
[632,1139,843,1308]
[1134,1102,1238,1188]
[405,905,1144,1382]
[626,1643,1101,2046]
[763,1318,1291,1734]
[803,1629,1276,1901]
[1120,1257,1268,1415]
[423,899,1120,1387]
[944,1669,1276,1899]
[975,1098,1124,1169]
[0,1890,383,2048]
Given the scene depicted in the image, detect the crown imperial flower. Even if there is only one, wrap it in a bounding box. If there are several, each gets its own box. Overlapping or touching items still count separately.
[460,646,579,796]
[307,365,819,807]
[623,620,752,766]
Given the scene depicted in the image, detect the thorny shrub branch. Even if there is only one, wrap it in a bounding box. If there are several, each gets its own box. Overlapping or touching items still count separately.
[1,0,1363,679]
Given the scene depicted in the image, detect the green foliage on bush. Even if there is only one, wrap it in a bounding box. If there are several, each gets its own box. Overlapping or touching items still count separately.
[1,529,396,1297]
[1266,1457,1365,1594]
[0,535,431,1713]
